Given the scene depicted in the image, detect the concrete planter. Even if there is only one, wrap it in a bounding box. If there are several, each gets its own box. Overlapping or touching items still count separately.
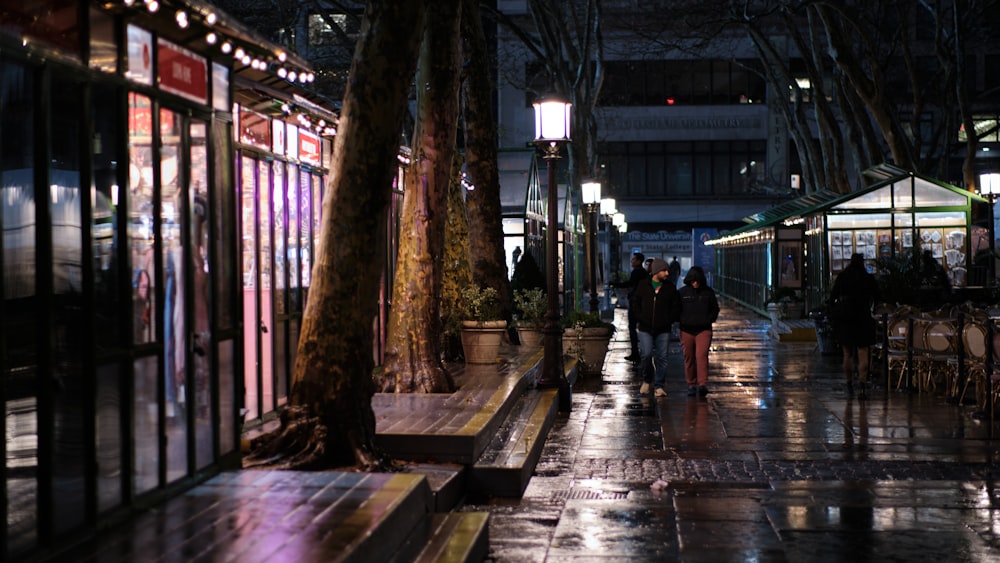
[563,327,612,375]
[460,320,507,364]
[516,326,544,349]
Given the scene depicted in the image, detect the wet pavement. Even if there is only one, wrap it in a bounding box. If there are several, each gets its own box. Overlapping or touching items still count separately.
[462,300,1000,562]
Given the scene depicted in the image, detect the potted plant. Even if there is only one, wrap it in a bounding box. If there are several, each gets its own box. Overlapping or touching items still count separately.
[562,310,615,375]
[458,285,507,364]
[513,288,547,348]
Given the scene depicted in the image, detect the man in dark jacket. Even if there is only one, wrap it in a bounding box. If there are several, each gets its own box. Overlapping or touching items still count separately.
[610,252,648,361]
[632,258,680,397]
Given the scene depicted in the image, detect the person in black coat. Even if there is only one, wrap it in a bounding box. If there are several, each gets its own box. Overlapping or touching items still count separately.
[678,266,719,397]
[829,253,880,397]
[610,252,648,361]
[632,258,680,397]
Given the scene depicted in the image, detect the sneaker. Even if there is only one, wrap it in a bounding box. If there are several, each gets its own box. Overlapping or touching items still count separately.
[687,386,697,397]
[639,382,650,394]
[654,388,667,398]
[698,386,709,397]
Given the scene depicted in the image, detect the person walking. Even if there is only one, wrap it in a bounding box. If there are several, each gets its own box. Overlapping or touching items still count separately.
[829,253,880,399]
[610,252,648,361]
[678,266,719,397]
[632,258,680,397]
[668,256,682,288]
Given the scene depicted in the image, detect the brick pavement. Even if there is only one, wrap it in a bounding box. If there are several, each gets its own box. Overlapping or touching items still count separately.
[465,300,1000,562]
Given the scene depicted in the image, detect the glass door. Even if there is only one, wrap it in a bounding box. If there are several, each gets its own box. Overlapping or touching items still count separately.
[240,155,275,423]
[240,155,259,421]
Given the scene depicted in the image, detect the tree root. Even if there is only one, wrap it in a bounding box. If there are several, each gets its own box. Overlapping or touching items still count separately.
[243,405,399,472]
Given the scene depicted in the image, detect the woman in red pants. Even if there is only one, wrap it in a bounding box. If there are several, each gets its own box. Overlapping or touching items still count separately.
[678,266,720,397]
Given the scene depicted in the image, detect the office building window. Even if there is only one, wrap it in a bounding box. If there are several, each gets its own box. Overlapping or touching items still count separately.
[599,140,766,198]
[599,60,765,106]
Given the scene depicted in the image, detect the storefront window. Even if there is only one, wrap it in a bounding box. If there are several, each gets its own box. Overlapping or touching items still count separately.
[190,120,213,470]
[287,166,299,312]
[3,58,38,558]
[132,355,159,494]
[128,93,156,344]
[91,82,124,512]
[299,170,312,302]
[89,7,116,73]
[274,161,286,315]
[125,25,154,86]
[239,107,270,151]
[160,107,188,483]
[212,63,229,112]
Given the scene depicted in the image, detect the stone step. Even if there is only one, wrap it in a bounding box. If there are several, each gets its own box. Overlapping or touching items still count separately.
[401,462,467,512]
[469,387,559,498]
[60,470,436,563]
[374,349,543,464]
[409,512,490,563]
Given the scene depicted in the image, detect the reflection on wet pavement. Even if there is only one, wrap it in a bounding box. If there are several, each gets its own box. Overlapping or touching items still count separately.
[462,300,1000,561]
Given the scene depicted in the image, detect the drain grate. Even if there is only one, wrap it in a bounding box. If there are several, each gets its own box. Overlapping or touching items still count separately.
[552,489,630,500]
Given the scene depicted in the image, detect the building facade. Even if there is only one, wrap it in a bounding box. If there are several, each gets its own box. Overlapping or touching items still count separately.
[0,1,361,559]
[493,1,1000,295]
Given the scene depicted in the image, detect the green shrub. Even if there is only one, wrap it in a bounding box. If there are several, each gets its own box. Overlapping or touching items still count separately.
[459,285,503,322]
[513,288,547,327]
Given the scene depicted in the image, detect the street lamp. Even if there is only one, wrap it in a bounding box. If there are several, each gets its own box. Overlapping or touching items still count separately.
[533,94,571,411]
[600,198,617,309]
[980,172,1000,282]
[581,181,602,313]
[610,212,627,281]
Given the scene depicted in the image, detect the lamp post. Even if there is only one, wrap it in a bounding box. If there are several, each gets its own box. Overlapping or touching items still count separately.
[582,181,601,313]
[612,212,626,278]
[533,94,572,411]
[600,198,617,310]
[980,172,1000,283]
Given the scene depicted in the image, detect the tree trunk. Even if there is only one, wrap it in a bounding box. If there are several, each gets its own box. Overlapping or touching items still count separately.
[462,0,513,319]
[377,0,463,394]
[245,0,428,471]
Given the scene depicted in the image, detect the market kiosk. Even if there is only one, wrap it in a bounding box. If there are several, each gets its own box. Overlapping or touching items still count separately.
[0,1,339,559]
[709,165,990,315]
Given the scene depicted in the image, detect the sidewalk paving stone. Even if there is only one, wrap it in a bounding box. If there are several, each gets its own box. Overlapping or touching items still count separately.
[463,299,1000,562]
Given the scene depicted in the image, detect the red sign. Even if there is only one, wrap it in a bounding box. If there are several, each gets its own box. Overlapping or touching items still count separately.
[299,130,321,166]
[158,40,207,104]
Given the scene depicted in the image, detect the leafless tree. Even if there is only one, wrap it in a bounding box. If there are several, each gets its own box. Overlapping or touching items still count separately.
[490,0,605,188]
[616,0,999,193]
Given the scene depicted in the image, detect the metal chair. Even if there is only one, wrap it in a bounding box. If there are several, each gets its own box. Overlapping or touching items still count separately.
[908,313,958,395]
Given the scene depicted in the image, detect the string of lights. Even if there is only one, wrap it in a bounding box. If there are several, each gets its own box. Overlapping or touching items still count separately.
[115,0,316,87]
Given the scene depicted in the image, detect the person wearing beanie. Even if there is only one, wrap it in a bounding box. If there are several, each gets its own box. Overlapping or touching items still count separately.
[631,257,680,397]
[678,266,719,397]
